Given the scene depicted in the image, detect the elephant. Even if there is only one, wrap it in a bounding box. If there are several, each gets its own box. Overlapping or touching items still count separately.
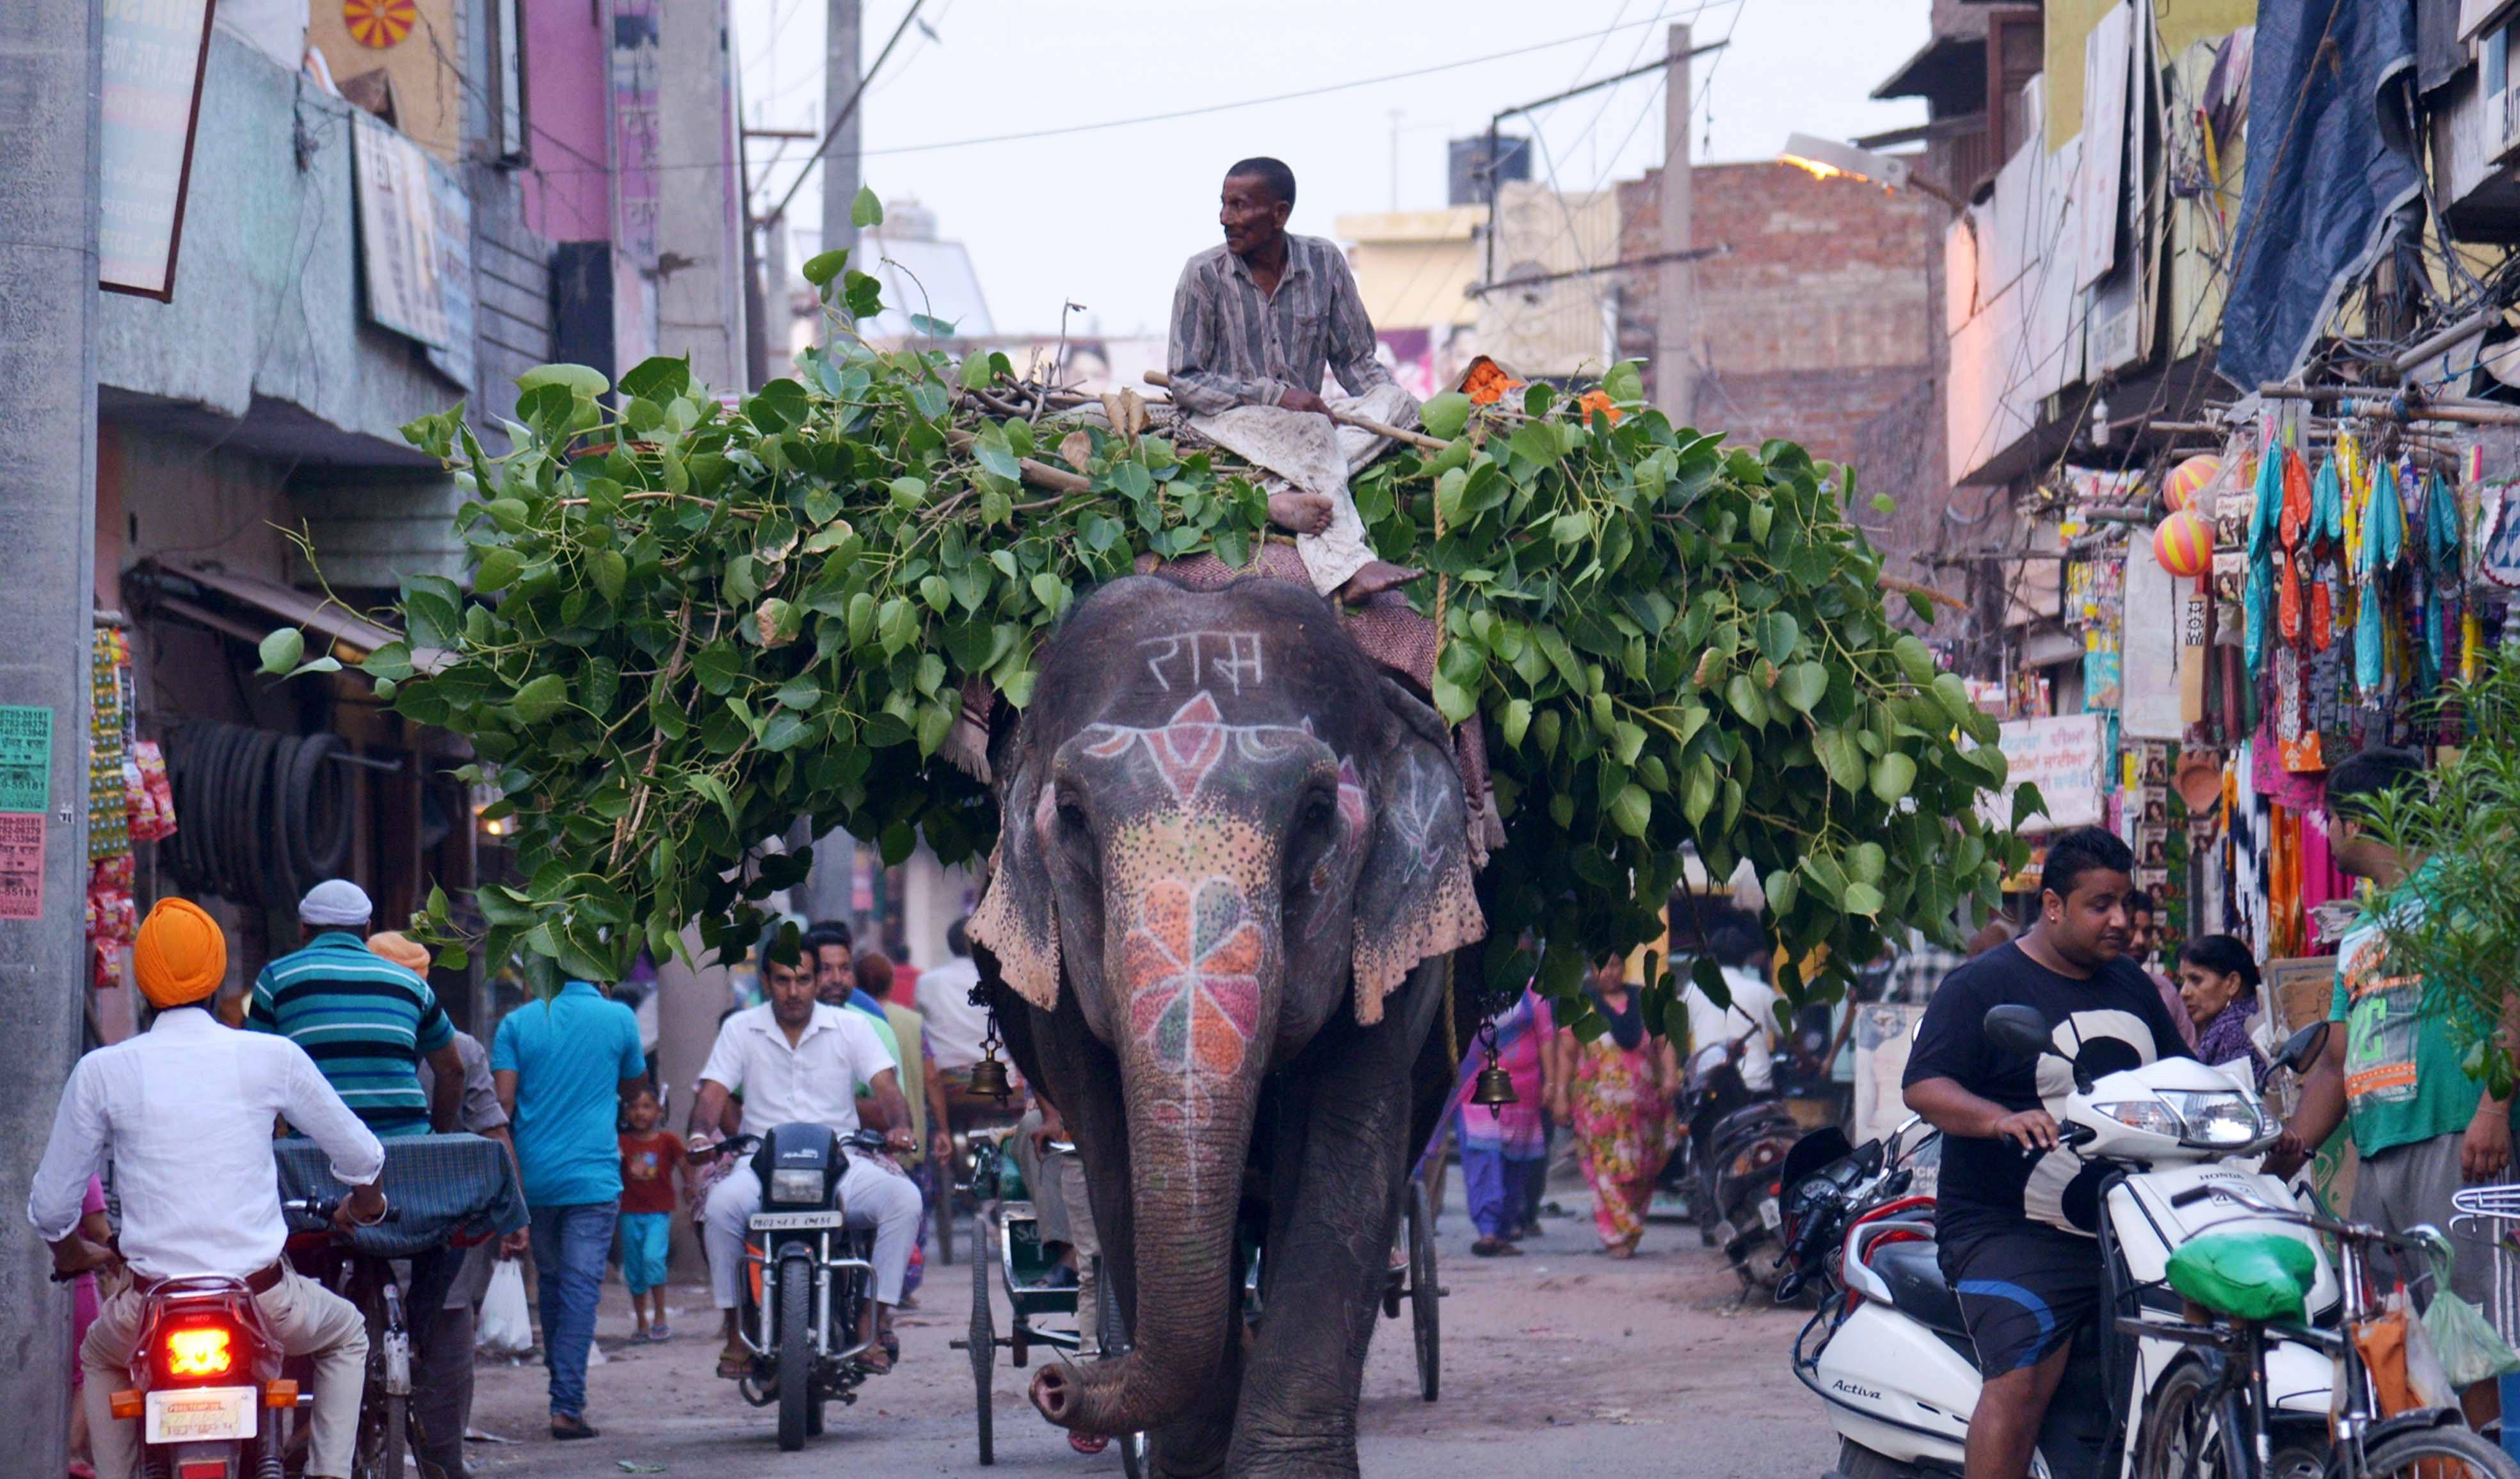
[967,573,1488,1478]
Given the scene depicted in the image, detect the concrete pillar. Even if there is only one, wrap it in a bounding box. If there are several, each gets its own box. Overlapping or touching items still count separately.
[896,848,972,971]
[1654,23,1694,424]
[654,0,746,392]
[0,0,100,1468]
[655,926,732,1277]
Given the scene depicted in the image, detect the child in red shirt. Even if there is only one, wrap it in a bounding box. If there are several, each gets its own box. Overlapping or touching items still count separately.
[618,1087,687,1341]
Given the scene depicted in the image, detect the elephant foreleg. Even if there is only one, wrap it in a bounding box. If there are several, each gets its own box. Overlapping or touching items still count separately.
[1224,1024,1421,1477]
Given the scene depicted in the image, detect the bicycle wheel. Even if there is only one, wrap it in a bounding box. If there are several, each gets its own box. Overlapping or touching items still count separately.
[2364,1425,2520,1479]
[971,1211,997,1466]
[2135,1359,2242,1479]
[1410,1177,1440,1403]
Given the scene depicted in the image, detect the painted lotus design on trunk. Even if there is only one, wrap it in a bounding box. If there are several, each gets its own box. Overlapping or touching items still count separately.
[1125,876,1265,1082]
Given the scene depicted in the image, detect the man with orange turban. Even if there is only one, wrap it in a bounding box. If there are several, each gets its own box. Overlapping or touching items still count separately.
[29,897,389,1479]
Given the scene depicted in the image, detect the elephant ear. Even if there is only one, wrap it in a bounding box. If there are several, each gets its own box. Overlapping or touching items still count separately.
[970,751,1061,1011]
[1349,683,1487,1025]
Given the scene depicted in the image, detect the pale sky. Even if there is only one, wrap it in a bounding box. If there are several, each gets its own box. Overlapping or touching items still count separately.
[732,1,1930,337]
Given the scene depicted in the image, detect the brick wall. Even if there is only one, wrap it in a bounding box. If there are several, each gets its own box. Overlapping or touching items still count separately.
[1619,160,1957,627]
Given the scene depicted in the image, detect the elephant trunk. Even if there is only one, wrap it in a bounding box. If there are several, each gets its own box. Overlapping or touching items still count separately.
[1029,1079,1258,1435]
[1032,853,1280,1436]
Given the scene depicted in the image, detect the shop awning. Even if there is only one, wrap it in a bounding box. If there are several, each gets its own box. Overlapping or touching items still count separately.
[127,558,448,675]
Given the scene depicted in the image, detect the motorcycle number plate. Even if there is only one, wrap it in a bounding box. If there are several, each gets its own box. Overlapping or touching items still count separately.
[1758,1197,1783,1231]
[750,1211,847,1231]
[145,1386,258,1444]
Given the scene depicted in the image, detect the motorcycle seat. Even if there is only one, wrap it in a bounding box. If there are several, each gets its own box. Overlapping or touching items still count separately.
[1868,1240,1970,1339]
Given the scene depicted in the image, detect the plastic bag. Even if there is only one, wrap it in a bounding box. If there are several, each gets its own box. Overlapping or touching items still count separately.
[2423,1289,2520,1389]
[2355,1291,2462,1416]
[2167,1232,2318,1323]
[478,1259,533,1355]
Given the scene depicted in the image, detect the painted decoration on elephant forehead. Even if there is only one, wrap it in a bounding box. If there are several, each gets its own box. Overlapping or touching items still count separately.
[1137,631,1267,695]
[1124,876,1266,1079]
[1079,692,1314,804]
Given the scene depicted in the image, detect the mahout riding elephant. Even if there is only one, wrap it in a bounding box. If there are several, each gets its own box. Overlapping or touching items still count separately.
[969,574,1486,1478]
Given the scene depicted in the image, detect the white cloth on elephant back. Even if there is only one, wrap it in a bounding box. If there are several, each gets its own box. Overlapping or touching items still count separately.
[1185,382,1420,596]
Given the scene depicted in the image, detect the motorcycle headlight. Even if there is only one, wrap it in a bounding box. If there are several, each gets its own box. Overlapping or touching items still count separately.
[770,1168,826,1205]
[2094,1100,2185,1138]
[2163,1092,2270,1149]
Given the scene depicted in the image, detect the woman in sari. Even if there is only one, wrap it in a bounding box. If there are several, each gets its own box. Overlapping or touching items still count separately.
[1550,960,1680,1257]
[2177,933,2266,1076]
[1454,988,1554,1256]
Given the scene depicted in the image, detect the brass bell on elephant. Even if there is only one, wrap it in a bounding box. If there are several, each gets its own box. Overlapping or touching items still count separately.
[1470,1055,1517,1108]
[968,1053,1014,1103]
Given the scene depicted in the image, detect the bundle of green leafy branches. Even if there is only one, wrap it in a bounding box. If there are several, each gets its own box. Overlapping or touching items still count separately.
[263,207,2028,1030]
[2355,647,2520,1095]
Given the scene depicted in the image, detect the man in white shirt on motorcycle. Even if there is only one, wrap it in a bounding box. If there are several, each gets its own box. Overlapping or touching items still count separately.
[28,898,388,1479]
[1683,923,1778,1094]
[686,948,920,1378]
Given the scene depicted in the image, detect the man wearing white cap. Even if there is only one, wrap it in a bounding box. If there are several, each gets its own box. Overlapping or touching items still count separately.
[249,879,465,1138]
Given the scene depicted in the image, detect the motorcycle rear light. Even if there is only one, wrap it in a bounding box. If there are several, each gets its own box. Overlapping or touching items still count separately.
[109,1389,144,1421]
[264,1378,299,1409]
[164,1325,234,1377]
[177,1463,229,1479]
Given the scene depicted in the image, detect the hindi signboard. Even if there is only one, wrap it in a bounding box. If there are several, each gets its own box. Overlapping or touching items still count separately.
[1975,713,2107,831]
[100,0,219,298]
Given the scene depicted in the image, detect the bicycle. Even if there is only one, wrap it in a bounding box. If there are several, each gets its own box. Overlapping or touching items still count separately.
[2129,1181,2520,1479]
[281,1196,414,1479]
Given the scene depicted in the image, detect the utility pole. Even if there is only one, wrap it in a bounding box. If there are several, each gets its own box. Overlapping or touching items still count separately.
[1388,109,1402,211]
[1654,22,1694,424]
[0,0,100,1471]
[820,0,862,347]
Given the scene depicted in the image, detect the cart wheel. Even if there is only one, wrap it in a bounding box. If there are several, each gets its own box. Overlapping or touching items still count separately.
[1096,1263,1152,1479]
[970,1211,995,1466]
[1409,1177,1440,1403]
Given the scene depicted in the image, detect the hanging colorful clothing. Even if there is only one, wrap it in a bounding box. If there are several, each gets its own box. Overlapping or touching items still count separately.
[1456,990,1553,1240]
[1566,989,1678,1251]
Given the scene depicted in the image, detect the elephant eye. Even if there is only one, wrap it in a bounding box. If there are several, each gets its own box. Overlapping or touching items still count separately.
[1286,784,1340,891]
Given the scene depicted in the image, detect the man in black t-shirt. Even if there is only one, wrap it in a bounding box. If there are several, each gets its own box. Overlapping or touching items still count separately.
[1902,827,2192,1479]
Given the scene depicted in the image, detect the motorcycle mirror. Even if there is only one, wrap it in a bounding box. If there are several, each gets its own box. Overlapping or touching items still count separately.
[1983,1004,2053,1060]
[2274,1021,2329,1074]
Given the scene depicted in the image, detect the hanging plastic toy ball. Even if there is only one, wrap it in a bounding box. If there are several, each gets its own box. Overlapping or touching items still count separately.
[2162,455,2222,513]
[2153,509,2215,578]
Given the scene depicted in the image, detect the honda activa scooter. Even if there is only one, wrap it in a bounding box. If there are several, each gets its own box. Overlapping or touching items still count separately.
[1794,1006,2332,1479]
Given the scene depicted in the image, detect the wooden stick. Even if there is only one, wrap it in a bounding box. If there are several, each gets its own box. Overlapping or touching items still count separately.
[1878,572,1968,613]
[943,428,1091,494]
[1141,369,1450,453]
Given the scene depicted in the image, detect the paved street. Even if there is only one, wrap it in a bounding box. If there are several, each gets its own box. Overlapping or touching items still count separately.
[462,1177,1836,1478]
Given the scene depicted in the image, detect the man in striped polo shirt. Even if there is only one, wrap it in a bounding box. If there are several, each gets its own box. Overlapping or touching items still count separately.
[250,879,463,1138]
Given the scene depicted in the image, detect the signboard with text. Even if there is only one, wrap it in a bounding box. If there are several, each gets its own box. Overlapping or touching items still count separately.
[1976,713,2107,831]
[100,0,218,298]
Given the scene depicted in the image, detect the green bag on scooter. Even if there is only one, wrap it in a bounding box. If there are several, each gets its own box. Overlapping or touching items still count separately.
[2167,1231,2319,1323]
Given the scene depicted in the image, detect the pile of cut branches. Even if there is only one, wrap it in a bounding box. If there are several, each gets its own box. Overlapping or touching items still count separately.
[267,202,2030,1028]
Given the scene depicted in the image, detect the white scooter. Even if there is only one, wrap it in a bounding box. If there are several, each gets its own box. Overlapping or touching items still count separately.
[1795,1005,2333,1479]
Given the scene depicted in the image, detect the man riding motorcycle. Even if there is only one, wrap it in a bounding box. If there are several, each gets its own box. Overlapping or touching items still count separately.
[1900,827,2194,1479]
[27,898,388,1479]
[685,950,920,1378]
